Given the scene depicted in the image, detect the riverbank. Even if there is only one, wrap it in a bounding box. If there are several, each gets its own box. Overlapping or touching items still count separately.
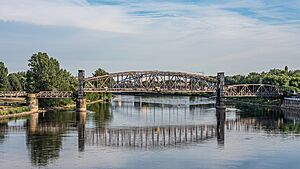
[0,109,45,119]
[0,106,31,115]
[226,97,281,108]
[46,99,107,111]
[0,99,108,119]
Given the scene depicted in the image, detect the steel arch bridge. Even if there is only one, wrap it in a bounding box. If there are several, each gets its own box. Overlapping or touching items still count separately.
[83,71,217,94]
[82,71,283,97]
[0,71,284,99]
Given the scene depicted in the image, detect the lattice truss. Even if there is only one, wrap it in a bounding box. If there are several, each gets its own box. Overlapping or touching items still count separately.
[224,84,282,97]
[83,71,217,93]
[0,91,27,97]
[37,91,74,98]
[0,91,74,98]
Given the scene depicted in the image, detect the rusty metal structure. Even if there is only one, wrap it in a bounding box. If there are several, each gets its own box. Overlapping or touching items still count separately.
[0,91,74,99]
[36,91,74,98]
[0,91,27,98]
[0,70,285,111]
[0,72,283,99]
[224,84,283,97]
[83,71,217,93]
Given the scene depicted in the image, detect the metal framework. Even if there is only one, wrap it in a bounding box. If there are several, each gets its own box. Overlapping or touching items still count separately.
[83,71,217,93]
[224,84,282,97]
[0,91,74,99]
[0,91,27,98]
[36,91,74,98]
[0,72,284,99]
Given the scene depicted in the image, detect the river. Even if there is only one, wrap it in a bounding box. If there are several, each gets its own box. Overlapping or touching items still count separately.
[0,95,300,169]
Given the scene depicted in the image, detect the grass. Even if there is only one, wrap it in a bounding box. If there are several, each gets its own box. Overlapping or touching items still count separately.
[227,97,282,106]
[0,106,31,115]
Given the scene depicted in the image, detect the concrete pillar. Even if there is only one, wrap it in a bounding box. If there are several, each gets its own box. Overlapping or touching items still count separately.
[26,93,38,111]
[216,72,226,109]
[77,70,86,112]
[76,98,87,112]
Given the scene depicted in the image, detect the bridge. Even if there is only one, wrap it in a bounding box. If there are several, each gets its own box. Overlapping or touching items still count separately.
[0,70,284,112]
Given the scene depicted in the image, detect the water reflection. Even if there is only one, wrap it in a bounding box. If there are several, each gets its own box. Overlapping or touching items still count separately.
[25,112,76,166]
[77,111,86,152]
[216,108,225,146]
[0,95,300,168]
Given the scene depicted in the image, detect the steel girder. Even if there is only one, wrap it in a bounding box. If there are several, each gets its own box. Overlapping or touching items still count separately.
[224,84,282,97]
[37,91,74,98]
[83,71,217,93]
[0,91,27,98]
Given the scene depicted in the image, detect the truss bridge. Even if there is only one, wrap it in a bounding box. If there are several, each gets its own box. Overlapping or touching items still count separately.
[0,70,285,111]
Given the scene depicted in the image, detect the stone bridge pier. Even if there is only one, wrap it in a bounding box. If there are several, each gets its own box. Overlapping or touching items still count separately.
[216,72,226,109]
[77,70,87,112]
[216,72,226,146]
[26,93,38,111]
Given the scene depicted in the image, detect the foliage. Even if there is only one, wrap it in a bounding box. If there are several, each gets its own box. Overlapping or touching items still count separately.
[226,66,300,93]
[7,73,23,91]
[0,53,113,108]
[88,103,112,127]
[0,106,31,115]
[26,52,77,107]
[0,62,9,90]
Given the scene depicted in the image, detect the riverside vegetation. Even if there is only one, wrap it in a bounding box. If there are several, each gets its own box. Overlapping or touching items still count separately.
[0,52,110,111]
[1,52,300,109]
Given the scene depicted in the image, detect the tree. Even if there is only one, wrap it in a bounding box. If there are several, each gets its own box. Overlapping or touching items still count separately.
[15,72,27,90]
[0,62,9,90]
[26,52,60,92]
[93,68,108,77]
[26,52,77,107]
[8,73,22,91]
[285,66,289,72]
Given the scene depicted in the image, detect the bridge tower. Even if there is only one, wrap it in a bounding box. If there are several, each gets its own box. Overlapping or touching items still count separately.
[76,70,87,112]
[216,72,226,109]
[26,93,38,111]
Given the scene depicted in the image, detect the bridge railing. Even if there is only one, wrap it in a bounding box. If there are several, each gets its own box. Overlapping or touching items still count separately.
[224,84,283,97]
[37,91,75,98]
[0,91,27,98]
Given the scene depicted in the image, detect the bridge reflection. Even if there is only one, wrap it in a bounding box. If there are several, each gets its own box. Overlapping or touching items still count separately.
[0,105,300,167]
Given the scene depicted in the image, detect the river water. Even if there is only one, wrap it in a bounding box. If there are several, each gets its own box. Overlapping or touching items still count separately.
[1,95,300,169]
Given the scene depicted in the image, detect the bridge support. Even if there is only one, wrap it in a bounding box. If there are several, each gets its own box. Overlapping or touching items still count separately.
[216,72,226,109]
[26,93,38,111]
[77,70,87,112]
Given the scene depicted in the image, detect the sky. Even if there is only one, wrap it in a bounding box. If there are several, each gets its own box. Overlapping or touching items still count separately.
[0,0,299,76]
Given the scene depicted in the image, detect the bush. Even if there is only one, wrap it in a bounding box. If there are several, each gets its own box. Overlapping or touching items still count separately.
[0,106,31,115]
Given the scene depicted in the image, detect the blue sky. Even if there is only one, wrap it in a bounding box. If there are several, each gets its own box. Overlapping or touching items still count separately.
[0,0,299,76]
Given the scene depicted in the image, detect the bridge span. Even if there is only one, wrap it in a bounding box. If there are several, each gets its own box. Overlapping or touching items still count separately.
[0,70,284,112]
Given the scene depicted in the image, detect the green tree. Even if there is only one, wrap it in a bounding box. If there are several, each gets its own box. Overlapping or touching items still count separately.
[15,72,27,90]
[285,65,289,72]
[26,52,60,92]
[0,62,9,90]
[7,73,22,91]
[26,52,77,107]
[93,68,108,76]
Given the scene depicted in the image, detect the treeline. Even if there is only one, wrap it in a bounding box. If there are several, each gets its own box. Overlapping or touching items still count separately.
[226,66,300,93]
[0,52,109,107]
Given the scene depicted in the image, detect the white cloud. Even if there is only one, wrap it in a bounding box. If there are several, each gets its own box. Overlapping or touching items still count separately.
[0,0,299,75]
[0,0,136,33]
